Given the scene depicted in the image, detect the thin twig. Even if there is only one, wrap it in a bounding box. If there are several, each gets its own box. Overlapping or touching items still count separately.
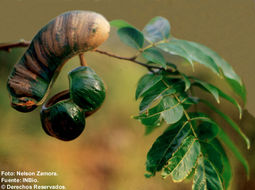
[94,49,172,72]
[94,49,137,61]
[79,53,87,66]
[0,40,30,51]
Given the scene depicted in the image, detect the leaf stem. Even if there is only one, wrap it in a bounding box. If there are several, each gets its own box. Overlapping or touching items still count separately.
[135,38,169,57]
[174,94,198,138]
[79,53,87,66]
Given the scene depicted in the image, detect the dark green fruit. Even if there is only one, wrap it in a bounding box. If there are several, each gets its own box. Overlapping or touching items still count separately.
[40,90,85,141]
[69,66,106,112]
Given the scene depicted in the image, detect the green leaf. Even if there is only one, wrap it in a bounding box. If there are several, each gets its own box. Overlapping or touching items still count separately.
[187,41,246,103]
[117,27,144,49]
[156,43,193,68]
[186,112,220,141]
[180,73,191,92]
[110,19,133,29]
[162,135,201,182]
[142,48,167,68]
[146,121,191,175]
[143,16,170,43]
[144,123,163,135]
[218,89,243,119]
[188,112,217,124]
[201,142,223,175]
[211,139,232,189]
[135,96,184,126]
[217,128,249,177]
[170,38,220,75]
[192,156,224,190]
[135,73,163,100]
[193,79,220,103]
[166,62,177,70]
[136,74,186,112]
[139,87,176,112]
[200,99,250,149]
[193,78,242,118]
[196,121,219,142]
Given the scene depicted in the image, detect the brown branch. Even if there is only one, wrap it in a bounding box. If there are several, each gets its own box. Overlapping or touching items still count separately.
[0,40,30,51]
[0,40,172,72]
[94,49,171,71]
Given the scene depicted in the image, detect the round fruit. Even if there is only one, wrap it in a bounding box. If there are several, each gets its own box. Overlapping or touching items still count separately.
[40,90,85,141]
[69,66,106,112]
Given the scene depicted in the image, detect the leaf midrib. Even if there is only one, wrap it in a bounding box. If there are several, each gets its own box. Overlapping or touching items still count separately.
[169,137,197,175]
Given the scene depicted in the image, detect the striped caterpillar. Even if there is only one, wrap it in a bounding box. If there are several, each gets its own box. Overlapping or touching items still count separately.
[7,10,110,112]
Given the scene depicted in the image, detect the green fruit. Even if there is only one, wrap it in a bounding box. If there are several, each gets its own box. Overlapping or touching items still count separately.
[69,66,106,112]
[40,90,85,141]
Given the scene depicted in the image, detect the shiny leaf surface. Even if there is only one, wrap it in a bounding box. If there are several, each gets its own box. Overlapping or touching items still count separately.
[187,41,246,103]
[143,16,170,43]
[142,47,167,68]
[146,121,191,176]
[117,27,144,49]
[162,135,201,182]
[192,156,224,190]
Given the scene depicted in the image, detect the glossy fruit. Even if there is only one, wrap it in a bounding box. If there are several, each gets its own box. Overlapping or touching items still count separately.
[40,90,85,141]
[69,66,106,112]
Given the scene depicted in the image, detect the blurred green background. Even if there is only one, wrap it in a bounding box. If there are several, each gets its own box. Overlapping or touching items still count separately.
[0,0,255,189]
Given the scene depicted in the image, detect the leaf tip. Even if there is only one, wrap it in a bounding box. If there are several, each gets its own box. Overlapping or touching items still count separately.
[246,139,251,150]
[191,65,195,72]
[131,115,136,119]
[144,173,154,178]
[239,110,243,120]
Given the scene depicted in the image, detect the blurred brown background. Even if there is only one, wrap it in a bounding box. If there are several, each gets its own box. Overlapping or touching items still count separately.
[0,0,255,189]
